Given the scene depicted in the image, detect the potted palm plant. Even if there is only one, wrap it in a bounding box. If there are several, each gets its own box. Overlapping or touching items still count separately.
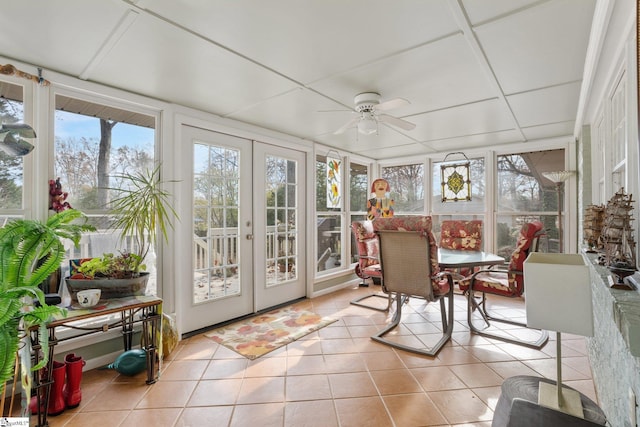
[65,164,178,300]
[0,209,93,394]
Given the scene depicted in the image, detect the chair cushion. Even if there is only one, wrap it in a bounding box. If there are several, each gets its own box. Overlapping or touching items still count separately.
[373,216,449,296]
[459,221,544,297]
[352,220,380,269]
[440,220,483,251]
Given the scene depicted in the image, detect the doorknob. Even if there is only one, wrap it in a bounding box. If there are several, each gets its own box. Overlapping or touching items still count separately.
[246,234,254,240]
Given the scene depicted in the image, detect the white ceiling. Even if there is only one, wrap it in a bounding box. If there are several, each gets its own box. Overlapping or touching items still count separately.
[0,0,597,159]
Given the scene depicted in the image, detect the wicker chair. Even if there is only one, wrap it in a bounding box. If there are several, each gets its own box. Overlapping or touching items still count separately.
[371,216,455,356]
[459,221,549,348]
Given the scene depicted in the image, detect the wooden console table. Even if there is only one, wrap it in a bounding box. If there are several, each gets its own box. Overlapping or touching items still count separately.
[30,295,162,427]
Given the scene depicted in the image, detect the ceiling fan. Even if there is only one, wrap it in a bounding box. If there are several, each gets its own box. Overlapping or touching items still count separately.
[331,92,416,136]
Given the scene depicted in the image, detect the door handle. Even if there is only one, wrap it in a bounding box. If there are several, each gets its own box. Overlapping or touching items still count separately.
[246,234,254,240]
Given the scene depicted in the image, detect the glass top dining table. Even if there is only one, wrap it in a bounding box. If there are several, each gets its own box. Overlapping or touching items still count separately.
[438,248,505,269]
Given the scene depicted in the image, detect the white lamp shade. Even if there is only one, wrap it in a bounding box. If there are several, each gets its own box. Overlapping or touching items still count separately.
[358,117,377,135]
[542,170,574,183]
[524,253,594,337]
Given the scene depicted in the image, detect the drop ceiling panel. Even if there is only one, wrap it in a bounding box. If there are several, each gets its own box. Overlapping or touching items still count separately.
[461,0,541,25]
[507,81,581,128]
[86,12,299,116]
[310,33,497,115]
[410,99,516,142]
[355,142,434,160]
[474,0,596,94]
[0,1,129,76]
[141,0,461,85]
[226,88,353,140]
[521,121,575,141]
[424,129,524,152]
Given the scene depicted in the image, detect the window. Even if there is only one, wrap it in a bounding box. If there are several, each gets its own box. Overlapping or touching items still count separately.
[382,163,424,213]
[496,149,564,253]
[54,94,157,292]
[611,73,626,193]
[0,81,26,221]
[349,161,368,264]
[316,153,342,273]
[431,157,486,245]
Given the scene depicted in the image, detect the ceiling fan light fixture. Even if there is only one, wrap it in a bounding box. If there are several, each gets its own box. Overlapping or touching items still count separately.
[357,116,377,135]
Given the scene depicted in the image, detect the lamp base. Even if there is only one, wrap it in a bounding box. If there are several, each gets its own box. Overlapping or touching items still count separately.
[538,381,584,418]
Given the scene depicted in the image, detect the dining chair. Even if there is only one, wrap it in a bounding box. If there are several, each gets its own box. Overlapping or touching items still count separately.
[439,219,483,284]
[372,216,455,356]
[459,221,549,348]
[349,220,391,312]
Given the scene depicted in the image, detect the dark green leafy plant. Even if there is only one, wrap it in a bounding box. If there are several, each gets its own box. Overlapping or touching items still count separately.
[0,209,94,393]
[106,164,178,275]
[77,252,144,279]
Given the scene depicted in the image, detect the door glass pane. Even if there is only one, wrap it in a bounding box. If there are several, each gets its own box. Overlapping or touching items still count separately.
[266,155,298,285]
[193,143,241,304]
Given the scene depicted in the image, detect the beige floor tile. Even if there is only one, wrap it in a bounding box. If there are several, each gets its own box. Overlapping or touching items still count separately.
[245,356,287,377]
[334,396,393,427]
[321,337,359,354]
[173,340,217,360]
[236,376,285,404]
[449,363,504,388]
[411,366,467,392]
[230,402,284,427]
[187,379,242,406]
[81,383,149,411]
[429,389,494,424]
[369,369,422,395]
[360,350,406,371]
[284,399,339,427]
[324,353,367,373]
[383,393,448,426]
[286,374,332,401]
[159,359,208,381]
[118,408,182,427]
[136,380,197,408]
[175,406,234,427]
[57,410,130,427]
[201,358,248,379]
[328,372,378,398]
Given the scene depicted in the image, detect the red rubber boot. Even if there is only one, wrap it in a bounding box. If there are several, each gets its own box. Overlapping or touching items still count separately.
[63,353,85,408]
[47,360,67,416]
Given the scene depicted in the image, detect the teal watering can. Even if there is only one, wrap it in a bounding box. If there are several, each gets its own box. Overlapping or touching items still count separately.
[104,349,147,376]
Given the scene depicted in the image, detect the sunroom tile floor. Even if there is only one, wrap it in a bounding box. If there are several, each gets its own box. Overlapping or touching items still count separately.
[42,284,598,427]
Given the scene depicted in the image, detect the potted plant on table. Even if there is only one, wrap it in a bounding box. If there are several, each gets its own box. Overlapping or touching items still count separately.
[65,165,178,300]
[0,209,93,394]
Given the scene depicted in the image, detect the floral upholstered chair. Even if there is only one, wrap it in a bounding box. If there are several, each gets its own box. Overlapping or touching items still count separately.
[371,215,455,356]
[349,220,391,311]
[439,219,483,279]
[439,219,483,251]
[459,221,549,348]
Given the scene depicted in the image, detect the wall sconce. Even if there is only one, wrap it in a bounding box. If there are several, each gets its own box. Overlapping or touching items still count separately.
[440,152,471,202]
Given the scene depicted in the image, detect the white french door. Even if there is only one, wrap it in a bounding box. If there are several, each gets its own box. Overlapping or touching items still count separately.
[180,125,306,334]
[253,143,306,311]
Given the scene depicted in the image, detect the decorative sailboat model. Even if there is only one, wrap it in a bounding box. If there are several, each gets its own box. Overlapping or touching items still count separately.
[600,188,637,289]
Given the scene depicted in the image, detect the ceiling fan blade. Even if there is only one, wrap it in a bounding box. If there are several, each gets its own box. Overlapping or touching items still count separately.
[334,117,360,135]
[0,123,36,138]
[0,133,35,156]
[374,97,410,111]
[378,114,416,131]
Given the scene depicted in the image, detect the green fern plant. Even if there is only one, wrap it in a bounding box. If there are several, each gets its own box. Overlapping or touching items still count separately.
[0,209,94,393]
